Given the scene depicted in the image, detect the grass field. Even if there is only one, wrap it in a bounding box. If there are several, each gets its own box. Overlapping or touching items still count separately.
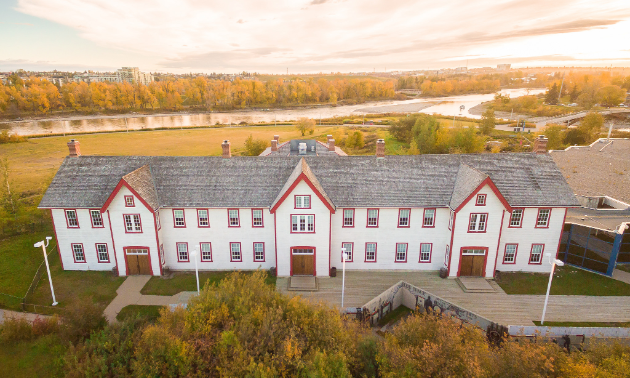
[533,321,630,327]
[0,334,66,378]
[141,270,276,296]
[378,306,414,327]
[496,266,630,296]
[116,305,164,322]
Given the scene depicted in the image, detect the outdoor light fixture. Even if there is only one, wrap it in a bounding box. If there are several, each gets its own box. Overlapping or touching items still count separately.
[34,236,57,306]
[540,253,564,325]
[190,248,200,295]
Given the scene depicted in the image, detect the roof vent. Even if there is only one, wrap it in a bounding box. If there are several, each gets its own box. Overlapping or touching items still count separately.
[298,142,307,155]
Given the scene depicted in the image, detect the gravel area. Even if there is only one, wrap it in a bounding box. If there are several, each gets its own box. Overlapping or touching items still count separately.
[354,101,438,114]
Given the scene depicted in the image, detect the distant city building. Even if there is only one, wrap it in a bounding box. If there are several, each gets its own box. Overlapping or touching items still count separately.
[116,67,154,85]
[454,67,468,74]
[497,64,511,71]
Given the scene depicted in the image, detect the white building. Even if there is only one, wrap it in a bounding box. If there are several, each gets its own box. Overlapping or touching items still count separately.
[39,137,578,278]
[116,67,153,85]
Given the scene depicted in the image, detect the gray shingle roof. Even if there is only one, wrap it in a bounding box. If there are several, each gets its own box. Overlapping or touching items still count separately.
[449,164,488,210]
[122,165,159,210]
[39,153,579,209]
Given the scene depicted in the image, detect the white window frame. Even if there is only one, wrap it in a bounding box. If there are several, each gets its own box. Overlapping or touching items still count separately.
[342,242,353,262]
[398,209,410,227]
[509,209,523,227]
[420,243,432,262]
[468,213,487,232]
[72,243,85,262]
[396,243,407,262]
[200,242,212,262]
[124,214,142,232]
[173,209,186,227]
[96,243,109,262]
[295,195,311,209]
[343,209,354,227]
[66,210,79,228]
[252,209,263,227]
[536,209,551,228]
[198,209,209,227]
[530,244,544,264]
[504,244,517,263]
[230,242,242,262]
[228,209,240,227]
[291,214,315,233]
[254,242,265,262]
[177,243,188,262]
[367,209,379,227]
[423,209,435,227]
[90,210,103,227]
[365,243,377,262]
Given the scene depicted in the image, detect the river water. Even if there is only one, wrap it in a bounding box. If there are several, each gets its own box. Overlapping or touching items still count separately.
[1,88,543,136]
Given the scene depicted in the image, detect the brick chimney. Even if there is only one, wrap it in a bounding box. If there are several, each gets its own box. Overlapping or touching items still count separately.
[221,140,231,158]
[533,135,548,154]
[271,139,278,152]
[67,139,81,157]
[327,135,333,143]
[376,139,385,158]
[273,135,280,142]
[328,139,335,152]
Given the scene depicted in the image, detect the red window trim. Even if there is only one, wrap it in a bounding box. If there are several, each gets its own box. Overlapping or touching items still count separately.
[123,213,143,233]
[341,242,354,262]
[448,210,453,231]
[289,246,317,276]
[173,209,186,228]
[199,242,212,262]
[197,208,210,228]
[366,208,379,228]
[397,208,411,228]
[156,210,161,231]
[65,209,80,228]
[89,209,104,228]
[230,242,242,262]
[419,243,433,263]
[535,208,552,229]
[422,208,436,228]
[475,194,487,206]
[364,242,378,263]
[456,246,489,277]
[529,243,545,265]
[95,243,110,263]
[294,194,312,209]
[227,208,240,228]
[124,195,135,207]
[251,209,264,228]
[503,243,518,264]
[290,214,316,233]
[253,242,265,262]
[342,208,355,228]
[176,242,189,262]
[71,243,86,263]
[123,246,153,276]
[508,208,524,228]
[395,243,408,263]
[467,213,489,233]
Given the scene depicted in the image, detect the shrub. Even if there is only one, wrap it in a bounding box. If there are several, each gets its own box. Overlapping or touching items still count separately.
[243,134,268,156]
[0,130,27,144]
[60,301,107,344]
[0,317,33,343]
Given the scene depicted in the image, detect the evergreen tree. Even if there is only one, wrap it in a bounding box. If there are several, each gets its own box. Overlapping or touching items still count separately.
[545,83,559,105]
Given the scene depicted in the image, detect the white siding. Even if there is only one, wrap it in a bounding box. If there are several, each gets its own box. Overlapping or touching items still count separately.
[330,208,450,271]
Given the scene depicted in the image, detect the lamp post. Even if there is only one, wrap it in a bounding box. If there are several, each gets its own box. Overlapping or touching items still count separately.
[540,252,564,325]
[190,248,200,295]
[34,236,57,306]
[341,247,347,310]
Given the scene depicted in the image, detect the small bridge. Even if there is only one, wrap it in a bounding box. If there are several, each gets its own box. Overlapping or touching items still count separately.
[536,109,630,128]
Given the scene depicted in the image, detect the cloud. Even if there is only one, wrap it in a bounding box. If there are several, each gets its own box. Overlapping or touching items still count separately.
[310,0,329,4]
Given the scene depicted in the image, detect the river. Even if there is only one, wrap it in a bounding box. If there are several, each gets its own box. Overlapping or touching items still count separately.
[0,88,544,136]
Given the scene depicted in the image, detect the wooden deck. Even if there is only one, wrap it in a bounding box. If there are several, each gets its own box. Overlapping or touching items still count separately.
[276,271,630,326]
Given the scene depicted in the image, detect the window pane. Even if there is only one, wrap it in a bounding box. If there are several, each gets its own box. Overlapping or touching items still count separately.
[133,215,141,231]
[292,215,298,231]
[201,243,212,261]
[67,210,78,227]
[469,214,478,231]
[344,209,354,226]
[254,243,264,261]
[478,214,487,231]
[399,209,409,226]
[253,210,263,226]
[396,244,407,261]
[510,209,523,226]
[73,244,84,262]
[307,215,314,231]
[504,244,517,263]
[198,210,209,226]
[423,209,435,226]
[231,243,241,260]
[368,209,378,226]
[420,244,431,262]
[303,196,310,208]
[366,243,376,261]
[91,210,103,227]
[295,196,302,208]
[177,243,188,261]
[97,244,108,261]
[342,243,353,260]
[537,210,550,226]
[174,210,185,226]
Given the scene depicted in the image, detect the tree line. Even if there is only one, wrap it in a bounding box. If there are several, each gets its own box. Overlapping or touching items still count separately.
[0,74,396,115]
[396,76,501,96]
[2,271,628,377]
[544,71,630,108]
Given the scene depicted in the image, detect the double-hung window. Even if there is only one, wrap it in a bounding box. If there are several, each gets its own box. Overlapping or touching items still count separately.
[509,209,524,228]
[503,244,517,264]
[365,243,377,262]
[367,209,379,227]
[341,242,353,262]
[177,243,188,262]
[295,195,311,209]
[476,194,486,206]
[230,242,242,262]
[419,243,432,262]
[96,243,109,262]
[252,209,263,227]
[65,210,79,228]
[72,243,85,263]
[395,243,408,262]
[398,209,410,227]
[536,209,551,228]
[291,215,315,233]
[468,213,487,232]
[173,209,186,228]
[90,210,103,228]
[343,209,354,227]
[124,196,135,207]
[423,209,435,227]
[197,209,209,227]
[529,244,544,264]
[124,214,142,233]
[200,242,212,262]
[254,242,265,262]
[228,209,240,227]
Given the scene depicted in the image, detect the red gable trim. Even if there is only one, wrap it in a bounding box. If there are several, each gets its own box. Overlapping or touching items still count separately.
[453,177,511,213]
[100,179,155,214]
[270,172,335,214]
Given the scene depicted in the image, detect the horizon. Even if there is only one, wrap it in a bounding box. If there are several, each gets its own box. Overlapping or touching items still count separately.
[1,0,630,74]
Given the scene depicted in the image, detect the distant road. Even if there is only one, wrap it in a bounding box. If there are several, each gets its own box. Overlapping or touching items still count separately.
[535,109,630,128]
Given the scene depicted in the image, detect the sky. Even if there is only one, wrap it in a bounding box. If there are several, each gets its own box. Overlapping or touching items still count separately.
[1,0,630,74]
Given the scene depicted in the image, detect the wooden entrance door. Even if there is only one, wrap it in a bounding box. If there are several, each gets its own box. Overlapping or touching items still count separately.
[292,248,315,276]
[125,248,151,275]
[459,248,487,277]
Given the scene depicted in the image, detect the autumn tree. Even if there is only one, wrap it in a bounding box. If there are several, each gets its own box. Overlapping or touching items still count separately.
[345,131,365,149]
[295,117,315,136]
[545,82,559,105]
[479,108,496,135]
[596,85,626,107]
[579,112,604,142]
[243,134,268,156]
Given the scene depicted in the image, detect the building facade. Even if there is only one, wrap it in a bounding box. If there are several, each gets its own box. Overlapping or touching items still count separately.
[39,139,579,279]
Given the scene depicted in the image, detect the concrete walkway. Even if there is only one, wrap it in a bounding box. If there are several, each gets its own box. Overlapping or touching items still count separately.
[103,275,196,323]
[277,271,630,326]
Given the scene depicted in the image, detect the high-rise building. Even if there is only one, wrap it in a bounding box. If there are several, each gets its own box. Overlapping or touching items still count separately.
[116,67,154,85]
[497,64,511,71]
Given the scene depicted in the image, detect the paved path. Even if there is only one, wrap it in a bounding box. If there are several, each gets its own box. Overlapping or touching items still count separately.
[277,271,630,326]
[103,276,196,323]
[613,269,630,285]
[0,309,51,324]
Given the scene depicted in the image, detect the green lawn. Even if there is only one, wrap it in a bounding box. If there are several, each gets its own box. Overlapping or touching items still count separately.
[116,305,164,322]
[496,266,630,296]
[141,271,276,296]
[533,321,630,327]
[378,306,414,327]
[0,334,66,378]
